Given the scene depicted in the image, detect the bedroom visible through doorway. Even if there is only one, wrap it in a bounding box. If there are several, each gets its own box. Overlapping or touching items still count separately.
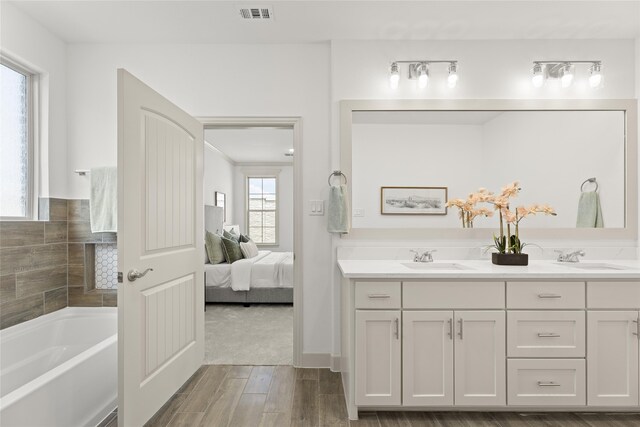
[202,123,297,365]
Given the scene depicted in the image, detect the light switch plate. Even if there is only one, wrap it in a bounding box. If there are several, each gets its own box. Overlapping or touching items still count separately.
[310,200,324,216]
[353,208,364,217]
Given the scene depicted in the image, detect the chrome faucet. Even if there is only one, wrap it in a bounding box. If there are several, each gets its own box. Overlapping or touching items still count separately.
[555,249,586,263]
[410,249,437,263]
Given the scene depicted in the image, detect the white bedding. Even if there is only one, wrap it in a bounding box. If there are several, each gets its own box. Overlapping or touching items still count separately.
[205,251,293,290]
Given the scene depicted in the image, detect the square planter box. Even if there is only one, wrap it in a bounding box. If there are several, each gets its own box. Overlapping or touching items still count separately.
[492,252,529,266]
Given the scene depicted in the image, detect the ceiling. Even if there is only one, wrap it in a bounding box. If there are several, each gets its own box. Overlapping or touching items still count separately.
[204,127,294,164]
[8,1,640,44]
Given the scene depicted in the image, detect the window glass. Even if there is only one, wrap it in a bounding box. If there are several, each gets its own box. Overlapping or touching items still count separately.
[247,177,277,244]
[0,63,30,218]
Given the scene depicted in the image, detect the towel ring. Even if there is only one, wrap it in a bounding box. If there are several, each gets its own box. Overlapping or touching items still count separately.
[328,171,347,186]
[581,177,599,192]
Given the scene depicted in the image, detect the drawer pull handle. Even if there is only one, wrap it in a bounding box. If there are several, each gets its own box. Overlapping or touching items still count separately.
[394,318,399,340]
[537,381,561,387]
[458,318,464,340]
[538,332,561,338]
[367,294,390,299]
[538,293,562,299]
[448,318,453,340]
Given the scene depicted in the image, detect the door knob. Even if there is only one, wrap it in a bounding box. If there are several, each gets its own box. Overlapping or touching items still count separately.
[127,268,153,282]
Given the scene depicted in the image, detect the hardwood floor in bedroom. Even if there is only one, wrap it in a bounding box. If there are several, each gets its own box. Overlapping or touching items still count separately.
[98,366,640,427]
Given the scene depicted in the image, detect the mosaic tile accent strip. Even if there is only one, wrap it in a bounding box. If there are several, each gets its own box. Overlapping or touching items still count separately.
[95,244,118,290]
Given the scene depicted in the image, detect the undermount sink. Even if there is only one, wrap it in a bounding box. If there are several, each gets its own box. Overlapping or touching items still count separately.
[555,262,631,270]
[401,262,473,270]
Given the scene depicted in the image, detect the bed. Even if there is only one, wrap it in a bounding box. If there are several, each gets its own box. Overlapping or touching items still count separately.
[205,250,294,304]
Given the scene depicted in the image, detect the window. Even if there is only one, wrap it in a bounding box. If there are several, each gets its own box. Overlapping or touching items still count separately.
[247,176,277,245]
[1,59,35,220]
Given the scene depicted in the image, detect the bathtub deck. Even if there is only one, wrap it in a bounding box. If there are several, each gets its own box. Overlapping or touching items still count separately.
[93,365,640,427]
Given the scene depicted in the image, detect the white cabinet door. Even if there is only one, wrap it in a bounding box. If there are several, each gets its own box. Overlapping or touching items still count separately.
[403,311,454,406]
[454,310,506,406]
[355,310,401,406]
[587,311,639,406]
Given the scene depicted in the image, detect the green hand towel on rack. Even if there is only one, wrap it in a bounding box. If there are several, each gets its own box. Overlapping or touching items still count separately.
[328,184,350,234]
[576,191,604,228]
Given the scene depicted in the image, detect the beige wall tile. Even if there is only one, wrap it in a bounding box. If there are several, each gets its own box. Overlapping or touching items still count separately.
[68,264,86,287]
[0,294,43,329]
[0,274,16,302]
[0,243,67,276]
[68,221,102,243]
[45,222,68,243]
[49,198,68,221]
[103,292,117,307]
[68,199,89,222]
[0,222,45,248]
[68,287,103,307]
[16,266,67,298]
[68,243,85,265]
[44,287,67,313]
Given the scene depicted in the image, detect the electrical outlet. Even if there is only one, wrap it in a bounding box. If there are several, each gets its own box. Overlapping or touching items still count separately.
[353,208,364,217]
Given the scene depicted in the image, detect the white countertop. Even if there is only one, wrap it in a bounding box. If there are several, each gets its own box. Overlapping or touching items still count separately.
[338,259,640,280]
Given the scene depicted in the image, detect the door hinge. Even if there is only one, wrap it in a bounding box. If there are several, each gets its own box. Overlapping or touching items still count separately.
[118,272,123,283]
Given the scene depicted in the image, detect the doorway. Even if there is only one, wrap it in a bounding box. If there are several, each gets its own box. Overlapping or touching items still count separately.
[199,117,302,367]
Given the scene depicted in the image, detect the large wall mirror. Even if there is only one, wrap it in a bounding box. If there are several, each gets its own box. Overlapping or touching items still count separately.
[340,100,637,240]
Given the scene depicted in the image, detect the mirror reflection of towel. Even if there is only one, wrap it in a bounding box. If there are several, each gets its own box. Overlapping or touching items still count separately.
[576,191,604,228]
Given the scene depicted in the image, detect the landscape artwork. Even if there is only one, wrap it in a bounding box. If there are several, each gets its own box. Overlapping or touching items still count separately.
[381,186,448,215]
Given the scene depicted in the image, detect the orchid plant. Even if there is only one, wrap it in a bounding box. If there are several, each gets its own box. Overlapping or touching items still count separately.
[450,181,557,254]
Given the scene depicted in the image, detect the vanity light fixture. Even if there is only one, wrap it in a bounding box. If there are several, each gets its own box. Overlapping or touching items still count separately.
[531,60,602,88]
[388,60,458,90]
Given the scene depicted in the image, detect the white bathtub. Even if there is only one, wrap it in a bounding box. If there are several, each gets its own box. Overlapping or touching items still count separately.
[0,307,117,427]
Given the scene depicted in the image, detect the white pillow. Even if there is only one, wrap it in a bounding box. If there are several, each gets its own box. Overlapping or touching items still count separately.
[239,241,259,259]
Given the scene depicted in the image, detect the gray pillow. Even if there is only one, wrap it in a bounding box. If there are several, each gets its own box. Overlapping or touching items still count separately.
[221,236,244,264]
[223,229,238,242]
[239,234,252,243]
[205,231,225,264]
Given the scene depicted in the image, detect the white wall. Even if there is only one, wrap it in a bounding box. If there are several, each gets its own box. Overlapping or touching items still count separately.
[233,165,294,251]
[0,2,67,198]
[65,43,332,355]
[204,144,234,224]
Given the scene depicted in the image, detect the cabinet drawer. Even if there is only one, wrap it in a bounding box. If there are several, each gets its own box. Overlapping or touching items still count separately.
[355,281,401,309]
[507,281,584,309]
[587,281,640,309]
[403,281,504,309]
[507,311,585,358]
[507,359,585,406]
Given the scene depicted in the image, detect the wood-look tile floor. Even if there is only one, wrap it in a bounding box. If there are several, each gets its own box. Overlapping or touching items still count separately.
[101,366,640,427]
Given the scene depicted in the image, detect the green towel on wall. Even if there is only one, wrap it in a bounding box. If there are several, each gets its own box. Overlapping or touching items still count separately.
[576,191,604,228]
[328,184,350,234]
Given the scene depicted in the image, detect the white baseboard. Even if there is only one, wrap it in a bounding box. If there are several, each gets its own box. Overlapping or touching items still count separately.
[330,354,341,372]
[299,353,342,371]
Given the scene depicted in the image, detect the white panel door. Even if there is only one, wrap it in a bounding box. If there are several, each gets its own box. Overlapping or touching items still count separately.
[587,311,639,406]
[403,311,454,406]
[118,69,204,426]
[454,310,506,406]
[355,310,401,406]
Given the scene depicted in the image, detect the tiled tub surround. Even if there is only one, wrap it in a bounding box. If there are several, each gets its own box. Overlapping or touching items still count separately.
[0,198,117,330]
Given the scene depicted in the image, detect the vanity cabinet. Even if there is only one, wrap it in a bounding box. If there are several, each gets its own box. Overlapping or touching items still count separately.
[354,310,401,406]
[342,275,640,420]
[402,310,506,406]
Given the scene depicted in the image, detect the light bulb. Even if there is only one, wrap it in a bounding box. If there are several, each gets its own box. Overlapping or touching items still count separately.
[418,63,429,89]
[560,64,574,88]
[389,62,399,89]
[589,63,602,88]
[531,63,544,88]
[447,62,458,88]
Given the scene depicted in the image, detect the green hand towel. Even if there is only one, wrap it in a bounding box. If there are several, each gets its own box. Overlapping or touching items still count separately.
[576,191,604,228]
[328,184,350,234]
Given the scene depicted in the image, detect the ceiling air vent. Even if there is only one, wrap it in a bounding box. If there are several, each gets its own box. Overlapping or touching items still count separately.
[238,6,274,20]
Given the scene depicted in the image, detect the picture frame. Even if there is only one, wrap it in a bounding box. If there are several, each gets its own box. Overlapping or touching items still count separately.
[215,191,226,222]
[380,186,448,215]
